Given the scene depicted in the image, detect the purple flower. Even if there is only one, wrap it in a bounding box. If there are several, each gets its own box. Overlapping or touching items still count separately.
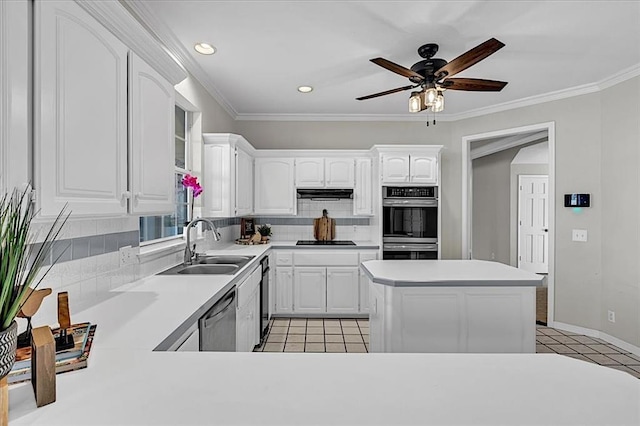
[182,174,203,198]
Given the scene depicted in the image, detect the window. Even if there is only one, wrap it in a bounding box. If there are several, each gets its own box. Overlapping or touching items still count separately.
[139,106,190,243]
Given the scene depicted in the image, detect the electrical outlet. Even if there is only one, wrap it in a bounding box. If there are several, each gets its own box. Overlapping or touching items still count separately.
[572,229,588,242]
[119,246,137,266]
[607,310,616,323]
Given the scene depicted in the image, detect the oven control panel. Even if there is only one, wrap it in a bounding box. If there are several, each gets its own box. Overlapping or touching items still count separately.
[384,186,437,198]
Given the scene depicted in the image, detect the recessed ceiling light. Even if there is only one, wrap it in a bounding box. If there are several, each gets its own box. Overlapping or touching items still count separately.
[194,42,216,55]
[297,86,313,93]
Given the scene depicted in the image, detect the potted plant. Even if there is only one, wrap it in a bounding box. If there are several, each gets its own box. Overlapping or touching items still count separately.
[257,224,272,242]
[0,187,68,378]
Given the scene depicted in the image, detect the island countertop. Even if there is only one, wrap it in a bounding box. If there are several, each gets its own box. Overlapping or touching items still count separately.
[361,259,544,287]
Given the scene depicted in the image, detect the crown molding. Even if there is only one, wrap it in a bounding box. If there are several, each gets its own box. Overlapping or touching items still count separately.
[74,1,186,85]
[121,0,238,119]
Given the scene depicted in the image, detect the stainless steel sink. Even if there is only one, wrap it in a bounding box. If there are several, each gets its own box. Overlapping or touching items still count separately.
[158,255,254,275]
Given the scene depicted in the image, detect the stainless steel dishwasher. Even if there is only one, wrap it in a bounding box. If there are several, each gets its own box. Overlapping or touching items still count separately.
[199,287,237,351]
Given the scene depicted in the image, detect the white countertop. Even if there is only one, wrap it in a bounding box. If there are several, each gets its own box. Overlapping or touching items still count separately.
[361,259,544,287]
[9,246,639,425]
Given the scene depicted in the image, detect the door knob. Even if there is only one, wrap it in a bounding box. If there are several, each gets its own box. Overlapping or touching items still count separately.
[543,229,548,232]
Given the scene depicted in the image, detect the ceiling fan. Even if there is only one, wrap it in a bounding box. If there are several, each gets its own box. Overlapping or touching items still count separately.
[356,38,508,116]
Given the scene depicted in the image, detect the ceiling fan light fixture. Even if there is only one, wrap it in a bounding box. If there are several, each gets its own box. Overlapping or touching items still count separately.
[194,42,216,55]
[425,87,438,106]
[297,86,314,93]
[408,91,422,113]
[433,93,445,113]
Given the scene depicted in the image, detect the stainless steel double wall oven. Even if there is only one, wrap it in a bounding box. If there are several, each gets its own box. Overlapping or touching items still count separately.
[382,186,438,260]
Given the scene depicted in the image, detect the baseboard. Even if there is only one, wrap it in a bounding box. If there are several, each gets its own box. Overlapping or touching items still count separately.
[552,321,640,357]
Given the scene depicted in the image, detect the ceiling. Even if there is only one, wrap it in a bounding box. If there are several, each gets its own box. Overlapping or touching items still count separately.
[129,1,640,120]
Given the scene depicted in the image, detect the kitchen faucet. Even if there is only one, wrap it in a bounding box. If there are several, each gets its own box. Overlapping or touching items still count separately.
[184,218,221,265]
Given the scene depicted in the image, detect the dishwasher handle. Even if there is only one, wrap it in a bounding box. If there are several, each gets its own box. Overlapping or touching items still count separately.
[202,289,236,329]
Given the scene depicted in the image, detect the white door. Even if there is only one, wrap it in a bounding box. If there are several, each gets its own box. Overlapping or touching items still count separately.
[36,0,129,217]
[325,159,355,188]
[293,267,326,314]
[255,158,296,214]
[354,158,373,216]
[410,155,438,184]
[129,52,175,214]
[518,175,549,273]
[295,158,324,187]
[326,267,359,314]
[381,154,410,183]
[275,267,294,314]
[235,147,253,216]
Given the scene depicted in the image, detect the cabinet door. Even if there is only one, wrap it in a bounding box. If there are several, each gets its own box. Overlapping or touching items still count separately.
[381,154,410,184]
[236,147,253,216]
[354,158,373,216]
[293,267,326,314]
[410,155,438,184]
[325,158,354,188]
[275,267,294,314]
[236,302,252,352]
[36,0,128,216]
[255,158,296,215]
[295,158,324,187]
[129,52,175,214]
[359,270,370,314]
[203,144,232,217]
[326,267,359,314]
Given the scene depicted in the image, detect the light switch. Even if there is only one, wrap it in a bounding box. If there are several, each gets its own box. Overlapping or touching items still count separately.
[572,229,588,242]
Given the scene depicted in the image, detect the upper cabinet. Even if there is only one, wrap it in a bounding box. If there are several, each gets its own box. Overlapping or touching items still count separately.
[36,0,129,216]
[379,147,442,185]
[354,158,373,216]
[295,158,355,188]
[203,133,254,217]
[254,158,296,215]
[35,1,184,217]
[128,52,175,214]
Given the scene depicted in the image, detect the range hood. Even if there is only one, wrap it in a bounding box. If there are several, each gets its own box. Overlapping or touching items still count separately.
[296,188,353,200]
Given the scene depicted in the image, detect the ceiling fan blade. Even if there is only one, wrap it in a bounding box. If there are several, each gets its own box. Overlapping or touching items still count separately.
[356,85,416,101]
[441,78,508,92]
[435,38,505,79]
[370,58,423,80]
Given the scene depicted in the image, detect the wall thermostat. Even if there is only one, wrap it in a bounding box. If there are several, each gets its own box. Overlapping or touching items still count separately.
[564,194,590,207]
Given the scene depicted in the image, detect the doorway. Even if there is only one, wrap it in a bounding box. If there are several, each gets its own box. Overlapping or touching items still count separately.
[462,122,555,325]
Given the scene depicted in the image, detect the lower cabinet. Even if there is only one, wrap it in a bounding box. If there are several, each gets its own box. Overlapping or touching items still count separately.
[275,267,294,313]
[293,267,326,313]
[359,269,370,314]
[236,265,262,352]
[326,268,360,314]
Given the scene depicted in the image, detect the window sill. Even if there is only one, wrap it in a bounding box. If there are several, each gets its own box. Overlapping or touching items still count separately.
[138,237,186,262]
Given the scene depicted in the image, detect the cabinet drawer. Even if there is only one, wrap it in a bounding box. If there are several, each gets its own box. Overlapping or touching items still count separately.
[275,251,293,266]
[294,251,359,266]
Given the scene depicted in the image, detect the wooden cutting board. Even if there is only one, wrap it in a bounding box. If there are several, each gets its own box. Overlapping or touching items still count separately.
[313,216,336,241]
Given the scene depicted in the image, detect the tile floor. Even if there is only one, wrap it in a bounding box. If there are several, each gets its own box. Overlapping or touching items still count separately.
[254,318,640,379]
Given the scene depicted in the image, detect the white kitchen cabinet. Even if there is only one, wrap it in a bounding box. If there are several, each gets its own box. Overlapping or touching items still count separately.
[36,0,129,216]
[410,155,438,184]
[354,158,373,216]
[325,158,355,188]
[128,52,175,214]
[379,148,441,185]
[295,158,325,187]
[254,158,296,215]
[293,267,327,314]
[294,158,354,188]
[203,134,255,217]
[236,147,254,216]
[237,265,262,352]
[275,267,294,314]
[326,267,360,314]
[36,1,177,217]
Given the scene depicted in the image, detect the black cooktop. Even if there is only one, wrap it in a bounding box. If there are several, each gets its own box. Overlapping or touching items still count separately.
[296,240,356,246]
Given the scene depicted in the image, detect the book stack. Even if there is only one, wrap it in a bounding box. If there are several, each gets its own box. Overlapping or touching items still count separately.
[8,323,97,385]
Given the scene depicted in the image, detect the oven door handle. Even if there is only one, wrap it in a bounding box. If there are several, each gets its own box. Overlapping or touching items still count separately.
[383,199,438,207]
[384,244,438,251]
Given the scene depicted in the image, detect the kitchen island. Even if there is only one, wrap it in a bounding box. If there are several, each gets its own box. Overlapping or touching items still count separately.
[8,249,639,425]
[361,259,544,353]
